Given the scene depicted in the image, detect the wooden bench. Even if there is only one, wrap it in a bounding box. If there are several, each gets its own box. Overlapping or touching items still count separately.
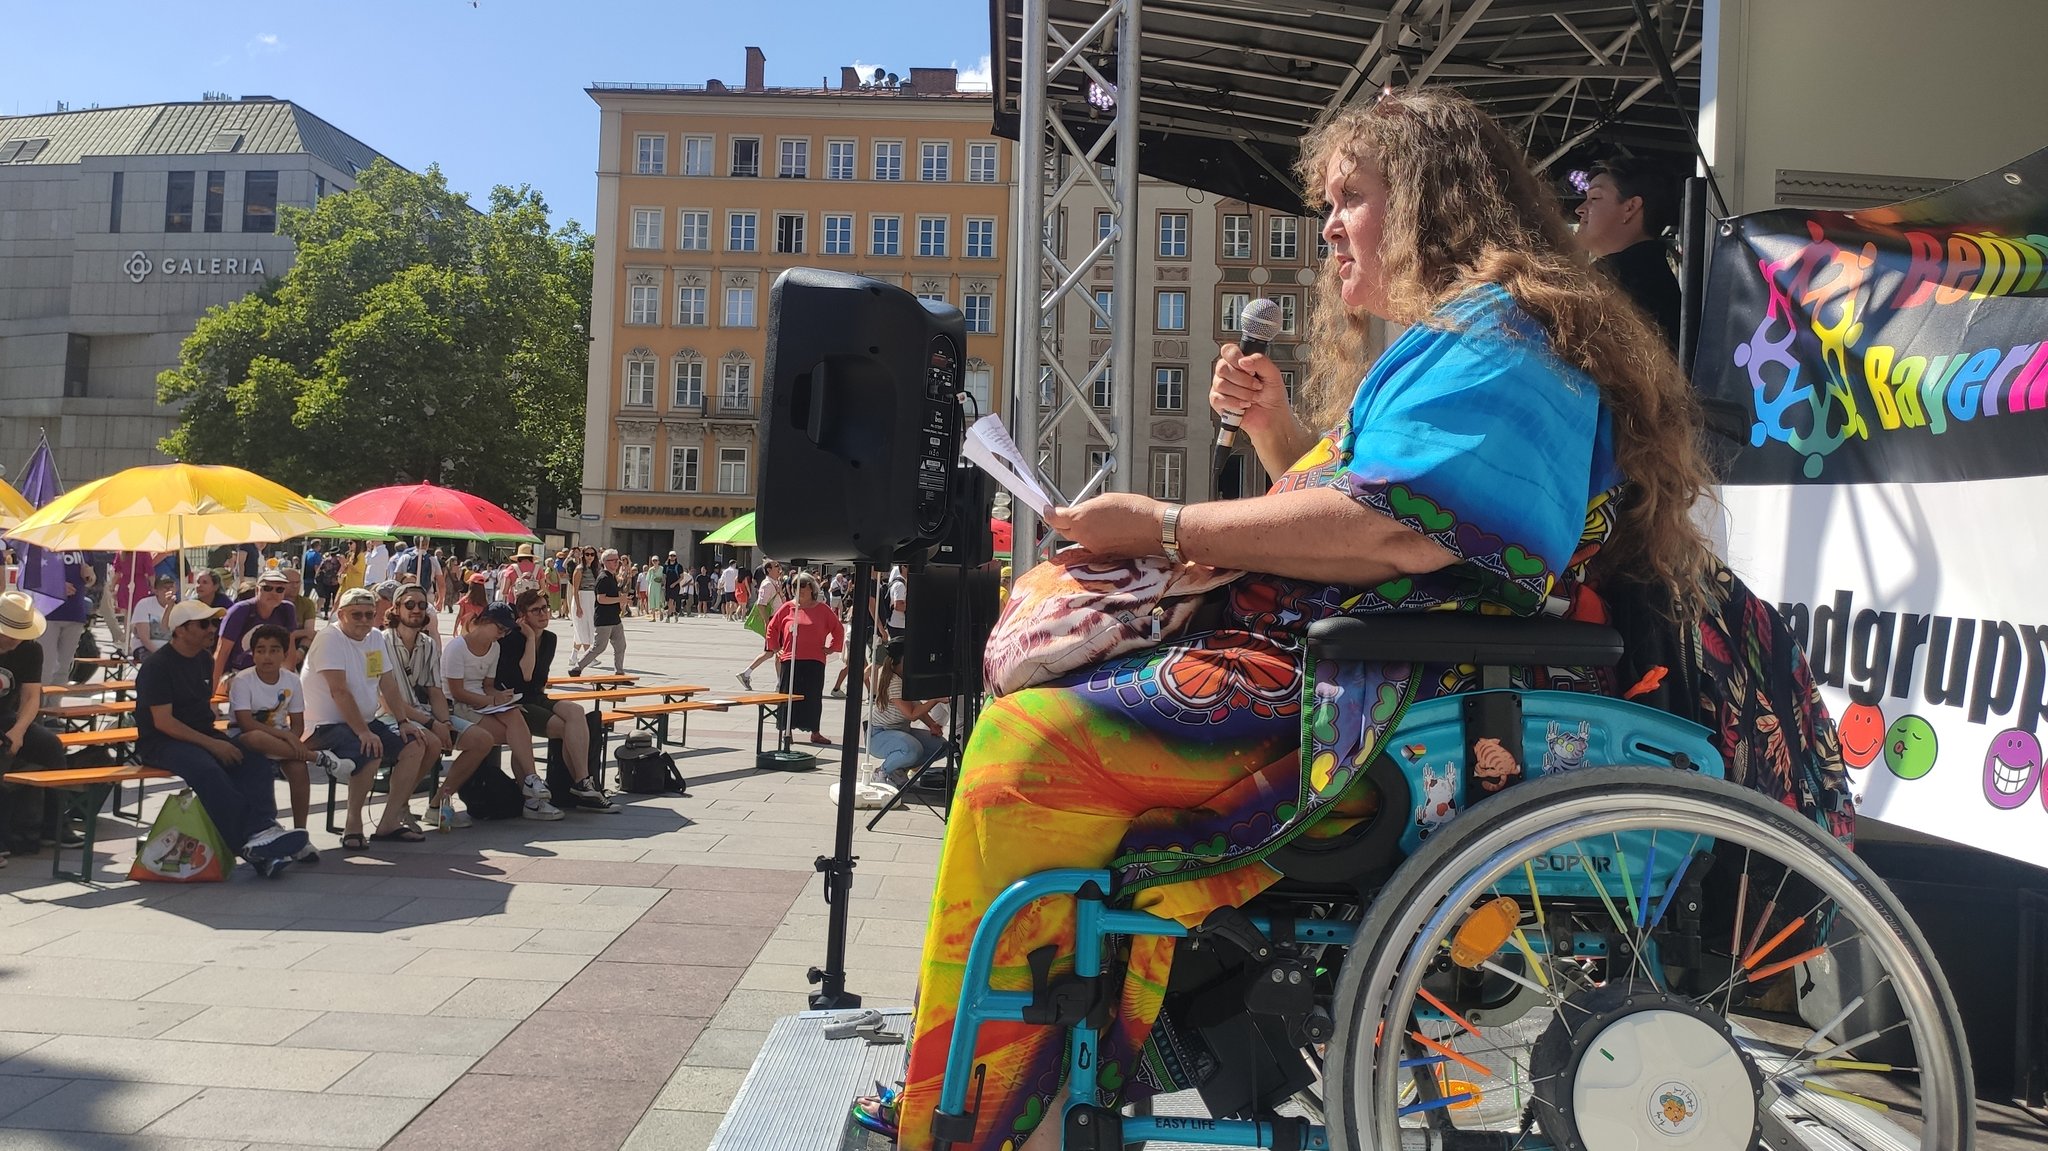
[549,674,637,688]
[45,680,138,698]
[8,765,174,882]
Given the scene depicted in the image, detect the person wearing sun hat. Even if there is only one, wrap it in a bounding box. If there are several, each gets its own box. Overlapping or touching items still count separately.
[0,591,67,861]
[136,598,309,874]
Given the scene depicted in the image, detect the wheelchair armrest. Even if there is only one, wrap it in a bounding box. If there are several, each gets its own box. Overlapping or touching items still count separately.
[1306,613,1625,668]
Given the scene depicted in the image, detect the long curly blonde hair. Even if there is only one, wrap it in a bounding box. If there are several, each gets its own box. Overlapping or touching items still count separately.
[1296,89,1715,609]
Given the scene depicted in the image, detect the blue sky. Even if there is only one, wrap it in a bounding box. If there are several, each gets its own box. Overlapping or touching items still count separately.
[1,0,994,232]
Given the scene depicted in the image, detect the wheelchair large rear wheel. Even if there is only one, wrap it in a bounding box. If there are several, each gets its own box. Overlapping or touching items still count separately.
[1325,766,1973,1151]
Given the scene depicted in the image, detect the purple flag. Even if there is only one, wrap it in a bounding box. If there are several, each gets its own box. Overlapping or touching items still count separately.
[13,432,66,615]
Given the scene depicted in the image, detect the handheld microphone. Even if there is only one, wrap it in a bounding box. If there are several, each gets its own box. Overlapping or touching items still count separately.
[1214,298,1284,482]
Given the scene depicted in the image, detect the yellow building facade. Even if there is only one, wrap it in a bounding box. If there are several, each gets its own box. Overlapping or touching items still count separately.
[582,58,1011,563]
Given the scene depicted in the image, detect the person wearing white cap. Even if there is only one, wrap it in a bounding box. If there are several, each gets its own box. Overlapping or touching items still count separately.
[135,599,309,875]
[302,587,437,851]
[0,591,67,860]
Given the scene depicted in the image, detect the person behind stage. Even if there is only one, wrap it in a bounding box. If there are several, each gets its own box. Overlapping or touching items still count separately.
[882,90,1729,1149]
[1573,154,1681,348]
[764,573,843,747]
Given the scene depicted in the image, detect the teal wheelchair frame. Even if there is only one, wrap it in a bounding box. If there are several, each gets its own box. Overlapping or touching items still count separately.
[927,614,1972,1151]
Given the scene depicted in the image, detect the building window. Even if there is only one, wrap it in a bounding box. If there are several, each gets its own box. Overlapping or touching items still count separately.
[683,135,713,176]
[1039,365,1058,408]
[62,334,90,399]
[1220,292,1249,333]
[203,170,225,233]
[164,170,194,233]
[315,175,325,199]
[670,446,700,492]
[631,208,662,249]
[775,213,805,254]
[870,215,901,256]
[1090,364,1113,409]
[241,171,278,234]
[678,209,709,251]
[1095,210,1114,245]
[731,137,761,177]
[621,445,653,491]
[676,285,707,326]
[1043,208,1064,256]
[826,139,855,181]
[965,217,995,259]
[1281,370,1296,399]
[1223,214,1252,259]
[1158,211,1188,258]
[1268,216,1298,260]
[873,140,903,181]
[1087,447,1110,477]
[1154,367,1185,413]
[916,291,947,306]
[778,138,809,179]
[1156,290,1187,332]
[108,171,123,233]
[717,447,749,494]
[720,362,753,410]
[623,359,656,406]
[964,365,993,413]
[724,286,756,327]
[673,359,705,407]
[1150,449,1185,501]
[917,216,948,258]
[964,293,993,333]
[727,210,757,252]
[628,283,659,325]
[823,213,853,255]
[967,141,998,183]
[1091,289,1112,331]
[1277,294,1298,334]
[1316,232,1330,260]
[920,141,950,182]
[636,134,666,174]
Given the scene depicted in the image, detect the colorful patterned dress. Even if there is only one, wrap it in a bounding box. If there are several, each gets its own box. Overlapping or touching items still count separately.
[898,285,1626,1150]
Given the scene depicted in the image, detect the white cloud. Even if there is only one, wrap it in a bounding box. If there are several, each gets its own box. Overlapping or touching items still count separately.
[247,32,282,56]
[955,54,993,91]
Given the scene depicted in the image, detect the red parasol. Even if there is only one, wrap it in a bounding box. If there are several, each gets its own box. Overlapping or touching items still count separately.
[323,484,538,542]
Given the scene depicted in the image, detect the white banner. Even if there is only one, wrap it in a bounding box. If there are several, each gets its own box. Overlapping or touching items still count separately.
[1720,478,2048,867]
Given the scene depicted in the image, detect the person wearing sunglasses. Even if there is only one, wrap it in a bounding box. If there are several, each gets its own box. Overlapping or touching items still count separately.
[135,599,308,875]
[213,568,300,686]
[302,587,438,850]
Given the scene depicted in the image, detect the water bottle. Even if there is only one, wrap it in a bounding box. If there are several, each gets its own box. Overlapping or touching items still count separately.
[437,795,455,833]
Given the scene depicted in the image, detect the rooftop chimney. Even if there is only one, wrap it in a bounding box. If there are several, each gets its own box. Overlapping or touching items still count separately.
[841,66,862,91]
[907,68,958,96]
[745,46,767,92]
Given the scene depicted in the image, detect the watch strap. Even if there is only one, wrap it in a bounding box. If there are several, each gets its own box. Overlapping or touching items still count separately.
[1161,505,1184,563]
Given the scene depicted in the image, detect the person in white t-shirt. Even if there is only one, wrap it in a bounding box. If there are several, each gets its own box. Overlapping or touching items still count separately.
[227,623,348,857]
[437,604,555,822]
[302,587,435,850]
[127,576,175,658]
[363,541,391,585]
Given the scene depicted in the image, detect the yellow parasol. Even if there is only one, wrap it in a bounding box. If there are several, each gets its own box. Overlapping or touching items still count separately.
[8,463,339,553]
[0,478,34,531]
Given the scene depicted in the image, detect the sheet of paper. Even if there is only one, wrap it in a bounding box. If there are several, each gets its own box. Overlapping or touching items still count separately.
[961,414,1056,517]
[476,701,520,715]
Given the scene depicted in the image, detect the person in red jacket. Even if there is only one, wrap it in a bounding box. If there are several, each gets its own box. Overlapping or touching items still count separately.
[765,573,844,746]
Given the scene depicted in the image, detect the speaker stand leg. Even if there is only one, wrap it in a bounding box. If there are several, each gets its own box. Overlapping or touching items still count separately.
[809,562,874,1010]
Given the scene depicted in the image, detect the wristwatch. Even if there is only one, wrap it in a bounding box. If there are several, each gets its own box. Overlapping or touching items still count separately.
[1161,505,1185,563]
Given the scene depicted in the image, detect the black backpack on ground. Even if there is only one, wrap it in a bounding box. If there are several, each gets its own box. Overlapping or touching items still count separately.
[614,734,688,795]
[456,747,527,820]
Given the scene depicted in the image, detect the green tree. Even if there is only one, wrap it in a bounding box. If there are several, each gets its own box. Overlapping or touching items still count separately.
[158,160,592,514]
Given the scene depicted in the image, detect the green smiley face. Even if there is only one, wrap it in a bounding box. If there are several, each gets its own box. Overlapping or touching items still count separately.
[1883,715,1939,780]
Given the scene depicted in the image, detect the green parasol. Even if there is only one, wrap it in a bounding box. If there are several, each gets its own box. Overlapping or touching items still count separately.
[701,511,757,547]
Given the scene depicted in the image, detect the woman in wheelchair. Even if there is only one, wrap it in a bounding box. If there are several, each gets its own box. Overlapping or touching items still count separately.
[880,90,1967,1151]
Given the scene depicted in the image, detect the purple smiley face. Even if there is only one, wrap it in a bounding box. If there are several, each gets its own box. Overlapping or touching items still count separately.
[1982,728,2042,811]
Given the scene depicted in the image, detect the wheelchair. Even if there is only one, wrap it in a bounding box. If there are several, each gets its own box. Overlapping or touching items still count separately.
[930,613,1973,1151]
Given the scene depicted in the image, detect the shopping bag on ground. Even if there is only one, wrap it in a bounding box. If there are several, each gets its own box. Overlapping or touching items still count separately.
[129,789,232,882]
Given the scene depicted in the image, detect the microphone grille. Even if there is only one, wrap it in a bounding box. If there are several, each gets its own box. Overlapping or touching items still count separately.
[1238,298,1284,342]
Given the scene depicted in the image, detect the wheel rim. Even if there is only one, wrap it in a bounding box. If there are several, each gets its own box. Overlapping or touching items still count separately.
[1343,786,1967,1151]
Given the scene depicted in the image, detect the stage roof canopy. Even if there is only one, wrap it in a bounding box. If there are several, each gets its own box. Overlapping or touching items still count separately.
[990,0,1704,215]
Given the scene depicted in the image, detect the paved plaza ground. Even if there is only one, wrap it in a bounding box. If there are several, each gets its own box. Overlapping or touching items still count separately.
[0,608,936,1151]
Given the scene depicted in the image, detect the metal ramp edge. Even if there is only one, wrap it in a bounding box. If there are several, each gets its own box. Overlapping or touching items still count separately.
[708,1009,912,1151]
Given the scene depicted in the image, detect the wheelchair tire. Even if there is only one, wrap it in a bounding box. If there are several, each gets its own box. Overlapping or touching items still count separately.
[1324,766,1973,1151]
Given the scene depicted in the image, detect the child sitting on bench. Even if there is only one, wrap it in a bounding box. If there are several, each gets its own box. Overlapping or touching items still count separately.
[227,624,347,856]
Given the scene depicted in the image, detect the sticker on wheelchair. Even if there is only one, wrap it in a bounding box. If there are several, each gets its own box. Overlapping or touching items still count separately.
[1648,1080,1702,1136]
[1393,690,1725,899]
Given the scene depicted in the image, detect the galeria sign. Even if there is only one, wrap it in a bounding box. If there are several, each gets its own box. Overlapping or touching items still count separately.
[1696,143,2048,867]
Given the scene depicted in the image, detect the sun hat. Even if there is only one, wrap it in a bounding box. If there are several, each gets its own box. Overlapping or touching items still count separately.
[336,587,378,609]
[515,543,536,558]
[0,591,47,641]
[374,580,401,602]
[257,569,289,586]
[165,600,225,631]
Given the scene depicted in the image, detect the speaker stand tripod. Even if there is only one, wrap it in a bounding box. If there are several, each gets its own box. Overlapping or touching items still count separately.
[807,562,874,1010]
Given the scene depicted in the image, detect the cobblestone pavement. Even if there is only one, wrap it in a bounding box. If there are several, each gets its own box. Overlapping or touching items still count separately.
[0,607,940,1150]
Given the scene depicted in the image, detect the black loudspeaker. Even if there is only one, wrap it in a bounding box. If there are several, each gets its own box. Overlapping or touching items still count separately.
[927,462,993,568]
[759,268,968,563]
[899,566,1004,701]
